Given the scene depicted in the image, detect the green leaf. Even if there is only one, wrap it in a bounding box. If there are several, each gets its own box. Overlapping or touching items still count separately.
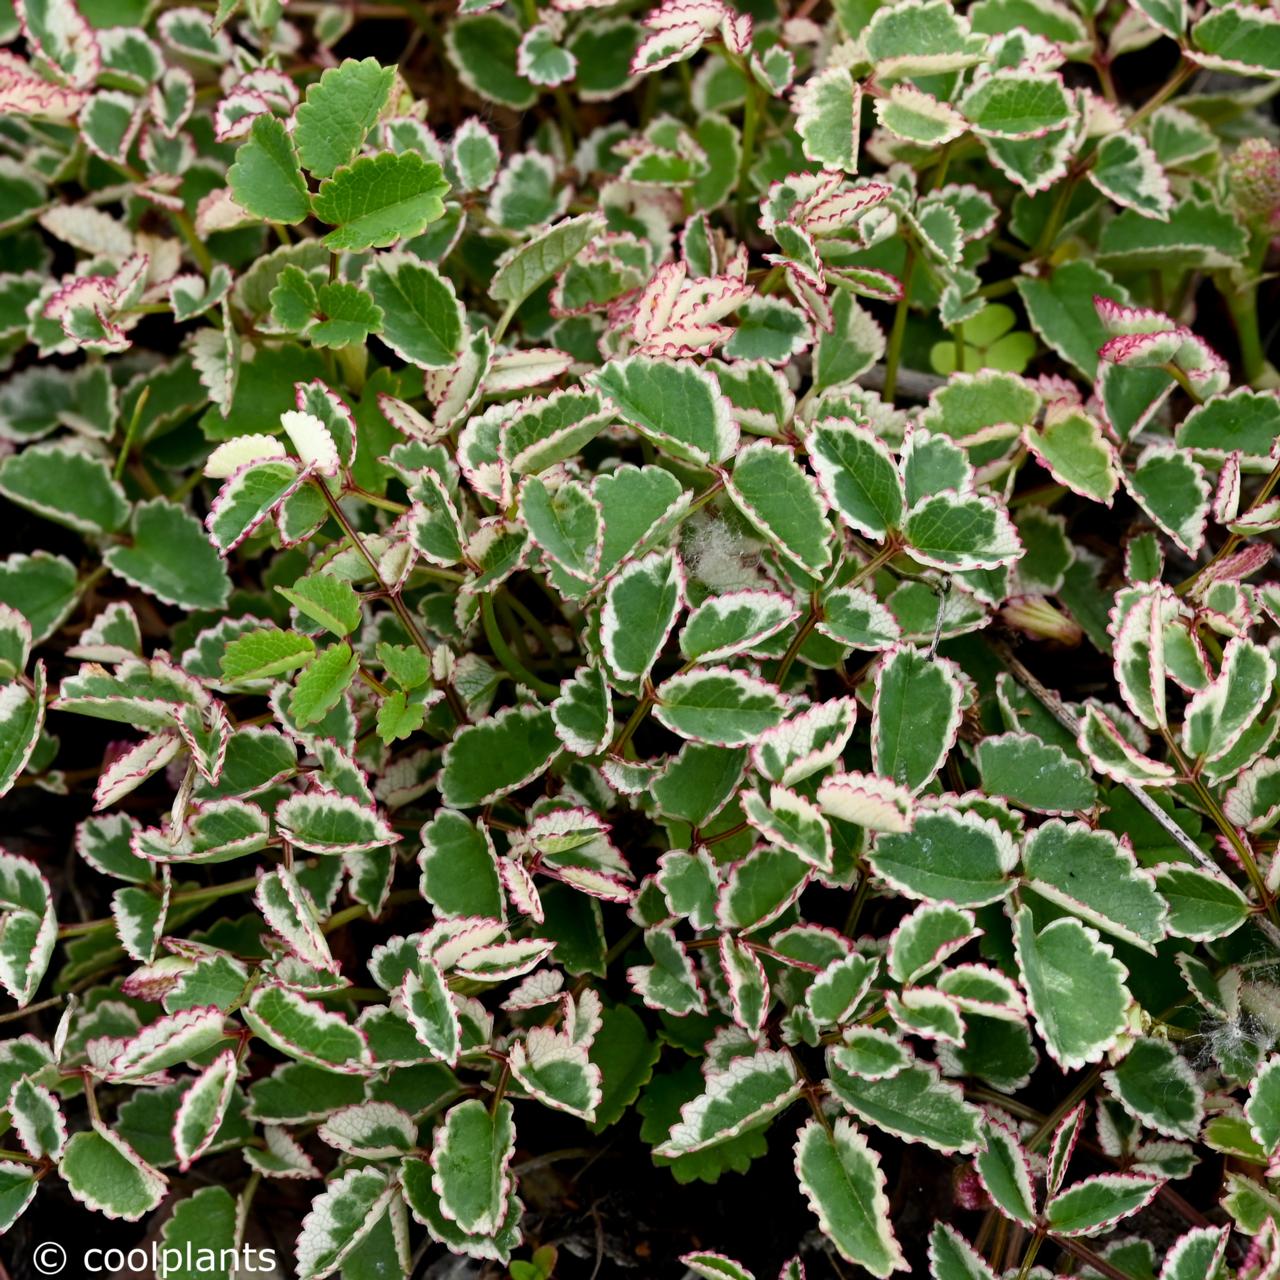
[903,491,1021,571]
[296,1167,395,1279]
[1104,1038,1203,1140]
[1089,131,1172,220]
[313,151,451,251]
[652,1049,800,1157]
[887,902,977,984]
[1013,905,1130,1071]
[976,732,1097,814]
[814,292,886,390]
[509,1027,601,1120]
[864,0,988,78]
[439,704,560,808]
[290,641,358,726]
[402,955,461,1064]
[0,848,54,1004]
[725,441,832,576]
[962,71,1074,139]
[0,552,79,645]
[1157,1228,1229,1280]
[61,1124,167,1221]
[794,1117,904,1276]
[275,790,397,855]
[173,1049,238,1169]
[591,356,738,466]
[158,1186,238,1280]
[1022,819,1167,951]
[794,66,860,171]
[872,647,964,792]
[806,418,906,539]
[432,1098,516,1234]
[653,668,786,748]
[1024,404,1120,504]
[447,13,536,108]
[741,784,833,872]
[1152,863,1250,941]
[929,1223,996,1280]
[220,628,316,682]
[1192,3,1280,77]
[1045,1173,1161,1237]
[491,212,606,308]
[869,808,1015,906]
[1247,1055,1280,1157]
[0,1162,35,1235]
[243,984,372,1073]
[206,459,302,554]
[256,865,334,972]
[0,441,128,534]
[826,1053,982,1153]
[418,810,503,917]
[601,550,684,685]
[278,572,363,638]
[105,499,232,611]
[589,1003,660,1132]
[1182,636,1274,763]
[228,114,309,224]
[1098,196,1247,270]
[364,255,464,369]
[520,474,602,583]
[1127,446,1210,556]
[1176,387,1280,464]
[8,1076,65,1159]
[1014,260,1125,380]
[0,664,45,801]
[974,1117,1036,1227]
[294,57,396,179]
[629,925,706,1015]
[681,590,798,663]
[876,84,967,145]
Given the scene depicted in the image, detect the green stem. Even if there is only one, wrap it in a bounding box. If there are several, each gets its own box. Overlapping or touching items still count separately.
[882,249,917,403]
[500,589,564,676]
[1177,452,1280,594]
[1163,362,1204,406]
[318,483,469,724]
[737,79,762,239]
[114,387,150,482]
[491,300,520,346]
[773,605,820,689]
[1015,1231,1045,1280]
[58,875,260,937]
[1163,728,1278,927]
[481,595,559,698]
[609,687,654,757]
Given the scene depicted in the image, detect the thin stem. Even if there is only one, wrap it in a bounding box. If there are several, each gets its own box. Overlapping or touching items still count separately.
[481,595,559,699]
[1177,452,1280,594]
[1053,1235,1141,1280]
[114,387,150,482]
[737,80,762,239]
[609,685,655,757]
[500,589,564,676]
[491,300,520,346]
[0,994,64,1025]
[1164,363,1204,406]
[1163,728,1278,926]
[1015,1230,1045,1280]
[317,483,468,724]
[58,875,261,936]
[773,603,819,689]
[882,248,917,403]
